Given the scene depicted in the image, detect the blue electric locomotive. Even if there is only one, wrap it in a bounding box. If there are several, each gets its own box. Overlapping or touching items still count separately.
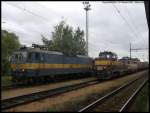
[10,45,93,82]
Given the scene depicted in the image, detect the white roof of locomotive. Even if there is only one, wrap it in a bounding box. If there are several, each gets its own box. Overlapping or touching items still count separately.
[19,47,91,57]
[77,55,90,58]
[26,47,63,55]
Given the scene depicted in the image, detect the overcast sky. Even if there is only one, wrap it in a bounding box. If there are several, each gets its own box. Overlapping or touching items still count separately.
[1,1,149,61]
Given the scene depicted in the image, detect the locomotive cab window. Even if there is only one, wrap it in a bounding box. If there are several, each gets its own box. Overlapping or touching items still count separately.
[11,52,27,63]
[35,52,40,61]
[28,52,40,62]
[99,51,118,60]
[28,52,33,62]
[40,53,45,62]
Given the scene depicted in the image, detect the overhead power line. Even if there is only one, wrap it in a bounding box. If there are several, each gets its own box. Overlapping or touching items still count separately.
[34,2,62,19]
[131,48,149,50]
[5,2,50,21]
[112,3,139,40]
[125,4,147,47]
[5,2,70,27]
[125,5,140,35]
[129,43,148,59]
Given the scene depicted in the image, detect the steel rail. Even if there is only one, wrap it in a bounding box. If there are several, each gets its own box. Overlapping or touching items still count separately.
[1,77,91,91]
[2,70,147,111]
[1,84,22,91]
[78,75,146,112]
[119,78,148,112]
[1,79,100,110]
[2,70,147,91]
[1,76,96,91]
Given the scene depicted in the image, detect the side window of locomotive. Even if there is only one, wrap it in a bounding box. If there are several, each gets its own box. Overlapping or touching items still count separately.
[35,52,40,62]
[28,52,33,63]
[40,53,45,62]
[10,54,16,63]
[44,53,48,62]
[15,54,18,61]
[99,54,105,59]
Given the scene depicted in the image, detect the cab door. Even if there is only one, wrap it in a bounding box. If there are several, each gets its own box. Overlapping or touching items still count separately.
[39,52,45,76]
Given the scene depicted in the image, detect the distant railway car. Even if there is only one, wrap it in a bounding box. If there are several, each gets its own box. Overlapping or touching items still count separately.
[119,57,149,73]
[119,57,140,73]
[93,51,126,79]
[10,45,93,83]
[137,61,149,70]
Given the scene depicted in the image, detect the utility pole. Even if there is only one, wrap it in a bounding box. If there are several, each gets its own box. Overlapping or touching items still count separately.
[130,43,131,60]
[129,43,148,60]
[83,1,91,56]
[144,1,149,28]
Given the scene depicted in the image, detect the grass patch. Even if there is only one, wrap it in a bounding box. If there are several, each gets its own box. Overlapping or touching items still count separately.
[1,75,12,86]
[129,82,149,112]
[46,96,87,112]
[45,86,118,112]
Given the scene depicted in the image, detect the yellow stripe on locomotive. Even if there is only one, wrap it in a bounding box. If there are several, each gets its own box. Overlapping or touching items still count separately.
[94,60,123,66]
[11,63,92,70]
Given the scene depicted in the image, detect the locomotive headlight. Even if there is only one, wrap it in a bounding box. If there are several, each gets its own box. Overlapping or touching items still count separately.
[103,66,106,69]
[22,69,25,72]
[97,66,103,70]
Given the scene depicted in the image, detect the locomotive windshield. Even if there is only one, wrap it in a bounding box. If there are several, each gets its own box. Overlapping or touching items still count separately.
[99,51,117,60]
[11,51,27,63]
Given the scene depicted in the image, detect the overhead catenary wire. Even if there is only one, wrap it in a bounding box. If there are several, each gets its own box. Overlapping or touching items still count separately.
[5,2,50,21]
[34,2,63,20]
[2,2,55,46]
[112,3,139,40]
[125,4,140,34]
[3,2,59,39]
[4,2,73,34]
[34,2,69,25]
[2,2,148,61]
[125,4,143,39]
[3,2,68,31]
[125,4,147,45]
[126,4,149,47]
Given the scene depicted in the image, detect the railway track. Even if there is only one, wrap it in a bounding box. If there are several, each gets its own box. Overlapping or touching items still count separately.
[1,83,25,91]
[1,70,144,91]
[1,76,95,91]
[2,70,147,111]
[1,79,101,110]
[78,75,148,112]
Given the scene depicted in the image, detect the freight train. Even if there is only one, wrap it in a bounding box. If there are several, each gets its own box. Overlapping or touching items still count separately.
[94,52,148,79]
[10,45,149,83]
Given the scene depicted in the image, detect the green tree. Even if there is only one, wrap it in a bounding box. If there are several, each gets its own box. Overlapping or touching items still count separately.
[42,21,86,56]
[73,27,86,55]
[41,35,53,50]
[1,30,21,75]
